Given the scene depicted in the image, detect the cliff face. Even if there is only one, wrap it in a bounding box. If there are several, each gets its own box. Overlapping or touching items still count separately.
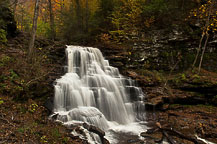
[99,25,217,73]
[130,28,217,72]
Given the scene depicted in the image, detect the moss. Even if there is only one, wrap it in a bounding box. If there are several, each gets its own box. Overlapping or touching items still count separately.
[169,104,181,107]
[135,69,165,83]
[192,74,200,79]
[17,127,25,133]
[0,98,3,105]
[195,93,205,97]
[152,70,165,82]
[0,29,7,43]
[182,105,193,108]
[172,76,182,85]
[196,104,216,109]
[52,128,61,138]
[180,73,187,81]
[0,55,12,67]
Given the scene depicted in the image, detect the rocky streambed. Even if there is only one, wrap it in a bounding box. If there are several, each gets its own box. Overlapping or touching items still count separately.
[96,42,217,144]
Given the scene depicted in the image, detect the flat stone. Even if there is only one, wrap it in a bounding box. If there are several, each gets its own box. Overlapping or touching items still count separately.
[141,131,163,142]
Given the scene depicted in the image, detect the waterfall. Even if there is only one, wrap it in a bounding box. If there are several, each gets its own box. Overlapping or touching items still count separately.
[53,46,145,131]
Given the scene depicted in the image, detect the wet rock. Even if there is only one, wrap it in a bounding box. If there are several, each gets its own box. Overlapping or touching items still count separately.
[101,138,110,144]
[144,102,156,111]
[68,133,89,144]
[65,123,83,132]
[83,123,107,144]
[162,104,169,111]
[141,131,163,142]
[127,139,144,144]
[68,134,80,140]
[172,95,206,105]
[44,97,54,114]
[83,123,105,137]
[108,55,127,62]
[145,97,164,111]
[144,140,156,144]
[83,123,110,144]
[50,113,58,120]
[127,71,139,78]
[112,61,124,67]
[75,126,86,135]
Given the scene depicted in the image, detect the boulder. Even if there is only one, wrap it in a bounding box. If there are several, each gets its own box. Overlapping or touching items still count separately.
[44,97,54,114]
[83,123,109,144]
[83,123,105,137]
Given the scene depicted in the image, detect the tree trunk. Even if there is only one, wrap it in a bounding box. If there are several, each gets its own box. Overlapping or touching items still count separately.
[21,7,24,31]
[13,0,18,14]
[192,32,205,67]
[198,34,209,73]
[196,1,213,72]
[28,0,40,59]
[193,1,212,68]
[164,52,182,88]
[48,0,55,40]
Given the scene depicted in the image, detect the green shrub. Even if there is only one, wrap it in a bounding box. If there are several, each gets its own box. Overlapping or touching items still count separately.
[180,73,186,81]
[28,103,38,113]
[0,98,3,105]
[9,69,19,80]
[17,128,25,133]
[0,29,7,43]
[0,55,11,67]
[52,128,61,138]
[40,135,48,143]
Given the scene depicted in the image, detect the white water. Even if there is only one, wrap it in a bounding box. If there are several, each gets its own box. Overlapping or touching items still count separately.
[53,46,146,143]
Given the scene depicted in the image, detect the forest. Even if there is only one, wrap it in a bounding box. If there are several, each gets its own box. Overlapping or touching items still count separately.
[0,0,217,143]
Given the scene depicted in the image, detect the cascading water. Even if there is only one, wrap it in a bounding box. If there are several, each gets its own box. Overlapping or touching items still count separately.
[53,46,146,143]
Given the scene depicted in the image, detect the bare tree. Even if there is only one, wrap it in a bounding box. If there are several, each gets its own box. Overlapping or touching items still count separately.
[192,0,216,73]
[198,2,213,72]
[48,0,55,40]
[192,31,205,68]
[198,34,209,72]
[28,0,40,59]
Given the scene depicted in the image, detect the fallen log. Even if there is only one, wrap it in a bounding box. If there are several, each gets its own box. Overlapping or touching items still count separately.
[162,130,177,144]
[156,122,205,144]
[163,128,205,144]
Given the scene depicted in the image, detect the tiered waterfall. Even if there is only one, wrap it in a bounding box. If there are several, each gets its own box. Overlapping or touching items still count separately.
[53,46,145,130]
